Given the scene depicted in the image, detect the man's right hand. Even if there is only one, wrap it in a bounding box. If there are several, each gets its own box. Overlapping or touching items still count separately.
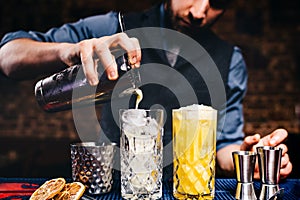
[62,33,141,86]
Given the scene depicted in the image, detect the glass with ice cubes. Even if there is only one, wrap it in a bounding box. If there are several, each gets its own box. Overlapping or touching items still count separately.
[120,109,164,199]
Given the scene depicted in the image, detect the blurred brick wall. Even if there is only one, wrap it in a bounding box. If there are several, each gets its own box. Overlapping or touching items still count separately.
[0,0,299,177]
[212,0,300,136]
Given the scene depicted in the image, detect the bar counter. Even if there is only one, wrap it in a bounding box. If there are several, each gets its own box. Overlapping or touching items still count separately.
[1,177,300,199]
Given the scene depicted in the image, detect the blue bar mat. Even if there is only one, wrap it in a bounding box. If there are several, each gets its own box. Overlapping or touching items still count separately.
[1,178,300,199]
[84,179,300,200]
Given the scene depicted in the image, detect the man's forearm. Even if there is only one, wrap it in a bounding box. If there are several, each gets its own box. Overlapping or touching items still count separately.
[0,39,72,79]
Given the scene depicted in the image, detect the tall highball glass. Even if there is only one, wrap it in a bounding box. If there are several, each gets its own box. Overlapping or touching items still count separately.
[120,109,164,199]
[173,105,217,199]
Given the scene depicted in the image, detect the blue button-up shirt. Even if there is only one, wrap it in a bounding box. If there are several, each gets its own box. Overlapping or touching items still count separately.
[0,7,247,151]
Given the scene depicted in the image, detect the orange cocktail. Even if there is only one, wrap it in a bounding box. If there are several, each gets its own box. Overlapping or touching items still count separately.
[173,104,217,199]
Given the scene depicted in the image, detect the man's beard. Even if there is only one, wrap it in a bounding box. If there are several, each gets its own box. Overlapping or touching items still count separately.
[165,1,191,34]
[164,0,222,35]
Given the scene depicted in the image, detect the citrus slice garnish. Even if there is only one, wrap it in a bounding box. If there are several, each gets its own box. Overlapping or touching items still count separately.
[29,178,66,200]
[53,182,86,200]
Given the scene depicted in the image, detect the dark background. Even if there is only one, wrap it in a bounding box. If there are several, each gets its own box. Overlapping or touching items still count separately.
[0,0,299,178]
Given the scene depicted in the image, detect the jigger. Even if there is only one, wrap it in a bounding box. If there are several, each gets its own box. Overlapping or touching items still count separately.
[257,146,283,200]
[232,151,257,200]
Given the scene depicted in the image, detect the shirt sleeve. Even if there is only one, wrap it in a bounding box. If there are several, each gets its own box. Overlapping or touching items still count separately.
[0,12,119,47]
[216,46,247,151]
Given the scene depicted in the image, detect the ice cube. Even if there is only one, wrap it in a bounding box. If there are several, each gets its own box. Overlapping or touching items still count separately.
[174,104,217,120]
[122,109,147,127]
[142,117,159,136]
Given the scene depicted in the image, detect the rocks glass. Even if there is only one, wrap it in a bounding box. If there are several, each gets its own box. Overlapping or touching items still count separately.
[120,109,164,199]
[70,142,116,195]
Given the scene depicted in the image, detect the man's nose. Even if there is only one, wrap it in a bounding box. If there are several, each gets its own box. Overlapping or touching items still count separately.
[189,0,209,20]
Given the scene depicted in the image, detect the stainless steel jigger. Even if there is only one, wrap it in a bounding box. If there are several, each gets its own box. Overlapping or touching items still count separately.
[257,146,283,200]
[232,151,257,200]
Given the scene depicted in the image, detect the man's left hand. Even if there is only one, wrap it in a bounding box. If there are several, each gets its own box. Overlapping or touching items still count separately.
[240,129,293,179]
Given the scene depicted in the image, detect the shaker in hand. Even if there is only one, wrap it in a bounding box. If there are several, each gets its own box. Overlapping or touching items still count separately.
[34,13,141,113]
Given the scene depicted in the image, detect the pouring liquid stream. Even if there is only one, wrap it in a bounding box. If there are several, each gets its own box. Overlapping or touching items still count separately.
[118,12,143,110]
[134,88,143,109]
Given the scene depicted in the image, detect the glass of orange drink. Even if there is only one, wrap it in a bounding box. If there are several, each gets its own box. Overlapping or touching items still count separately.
[172,104,217,199]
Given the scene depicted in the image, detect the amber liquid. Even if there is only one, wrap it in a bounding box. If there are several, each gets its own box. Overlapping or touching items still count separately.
[172,108,217,199]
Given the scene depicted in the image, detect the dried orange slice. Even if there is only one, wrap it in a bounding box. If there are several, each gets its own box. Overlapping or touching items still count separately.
[30,178,66,200]
[53,182,86,200]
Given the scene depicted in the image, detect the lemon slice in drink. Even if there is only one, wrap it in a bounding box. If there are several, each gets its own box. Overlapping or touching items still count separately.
[29,178,66,200]
[53,182,86,200]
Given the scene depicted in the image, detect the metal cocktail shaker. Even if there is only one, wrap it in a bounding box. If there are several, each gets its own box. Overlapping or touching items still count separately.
[34,57,140,112]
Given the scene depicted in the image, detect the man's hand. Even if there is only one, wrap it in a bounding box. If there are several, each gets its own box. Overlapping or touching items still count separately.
[61,32,141,86]
[240,129,292,179]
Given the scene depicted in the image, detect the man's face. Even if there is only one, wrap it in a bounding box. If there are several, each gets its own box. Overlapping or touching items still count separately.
[166,0,226,32]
